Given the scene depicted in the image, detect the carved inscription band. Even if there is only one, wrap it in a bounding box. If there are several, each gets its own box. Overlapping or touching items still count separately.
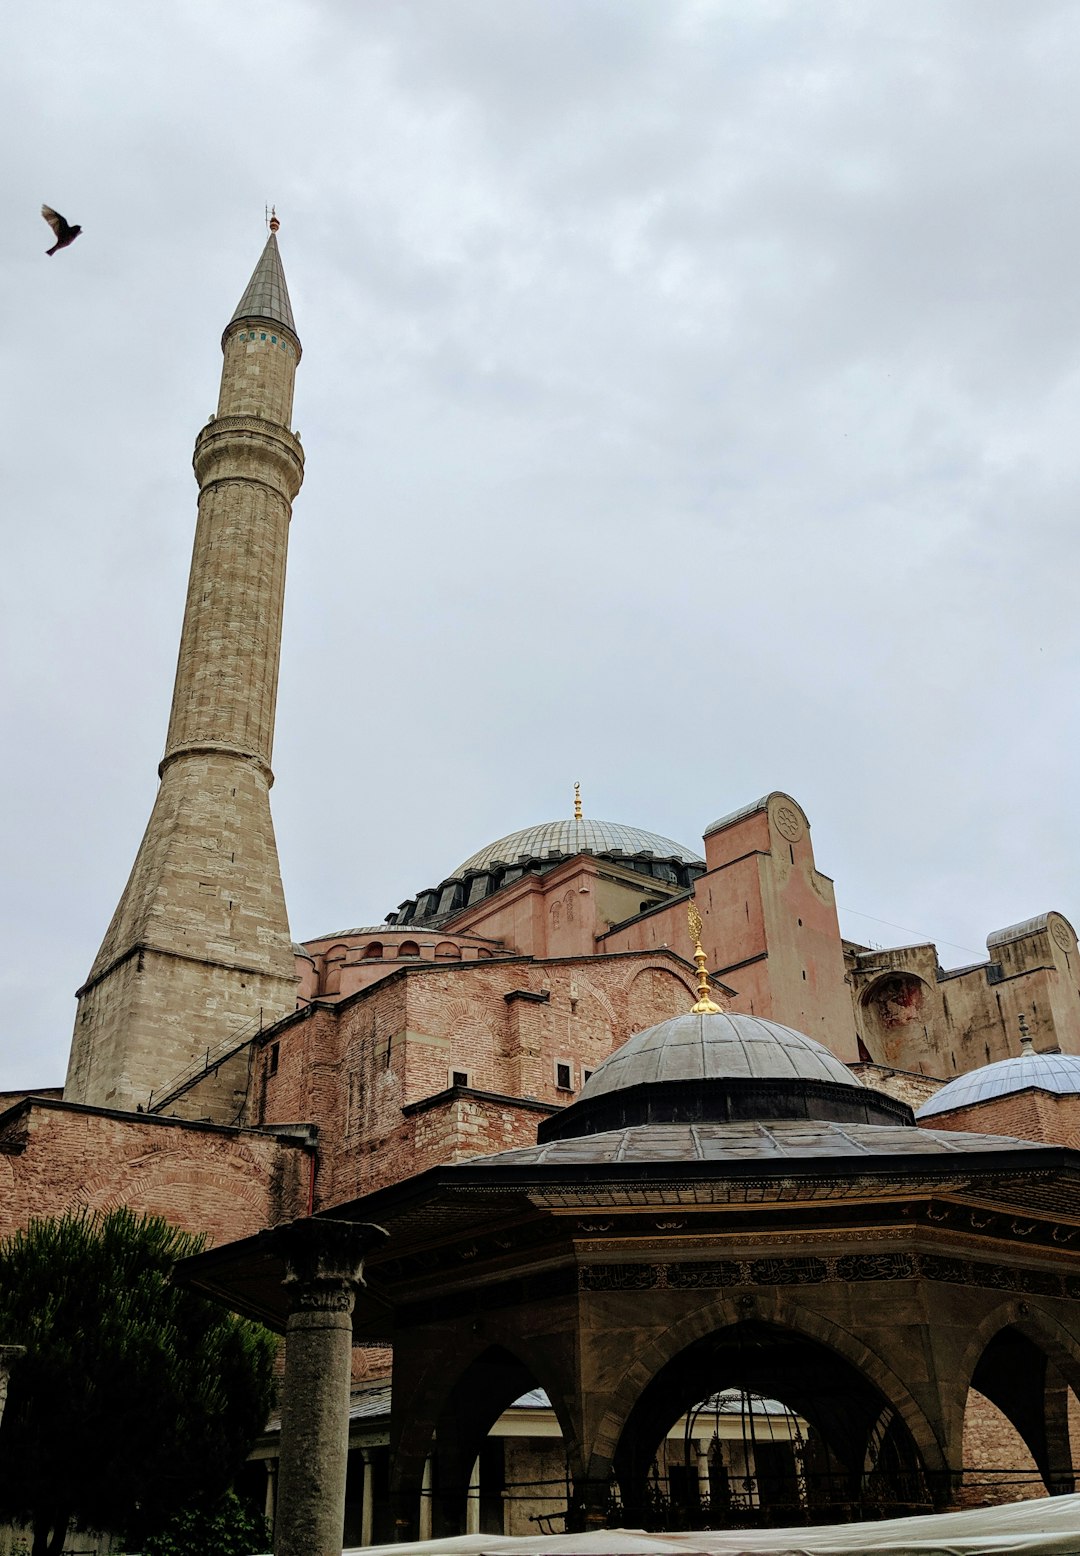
[579,1251,1077,1298]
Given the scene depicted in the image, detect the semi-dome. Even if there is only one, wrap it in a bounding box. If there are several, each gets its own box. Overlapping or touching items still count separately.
[579,1011,856,1098]
[538,1009,911,1144]
[916,1047,1080,1119]
[456,819,703,876]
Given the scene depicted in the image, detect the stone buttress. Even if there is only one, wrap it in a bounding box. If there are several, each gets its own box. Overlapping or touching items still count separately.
[65,228,304,1116]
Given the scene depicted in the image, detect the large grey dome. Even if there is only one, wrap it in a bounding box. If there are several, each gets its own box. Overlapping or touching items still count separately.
[456,819,703,876]
[916,1048,1080,1119]
[580,1011,859,1099]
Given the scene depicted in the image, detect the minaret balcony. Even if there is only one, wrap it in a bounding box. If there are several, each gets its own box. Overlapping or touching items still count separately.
[193,414,304,501]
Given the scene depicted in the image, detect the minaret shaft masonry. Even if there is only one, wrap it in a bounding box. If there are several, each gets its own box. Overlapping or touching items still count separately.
[65,233,304,1116]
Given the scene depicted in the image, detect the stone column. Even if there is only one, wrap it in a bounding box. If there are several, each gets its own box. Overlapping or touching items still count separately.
[419,1453,434,1542]
[272,1219,387,1556]
[263,1460,277,1538]
[360,1450,374,1548]
[466,1455,481,1535]
[696,1439,711,1507]
[0,1346,24,1430]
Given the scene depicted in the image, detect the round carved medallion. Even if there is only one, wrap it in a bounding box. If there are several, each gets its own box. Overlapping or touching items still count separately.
[1052,917,1074,951]
[773,804,804,843]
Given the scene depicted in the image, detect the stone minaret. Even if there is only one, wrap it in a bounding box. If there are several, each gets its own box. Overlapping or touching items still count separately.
[65,223,304,1115]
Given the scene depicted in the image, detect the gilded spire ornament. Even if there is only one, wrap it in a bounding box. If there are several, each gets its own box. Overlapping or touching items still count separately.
[688,903,721,1014]
[574,782,583,821]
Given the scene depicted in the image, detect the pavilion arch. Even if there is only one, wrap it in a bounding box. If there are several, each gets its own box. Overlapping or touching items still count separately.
[390,1331,580,1539]
[585,1292,947,1497]
[957,1298,1080,1399]
[599,1301,943,1524]
[954,1300,1080,1495]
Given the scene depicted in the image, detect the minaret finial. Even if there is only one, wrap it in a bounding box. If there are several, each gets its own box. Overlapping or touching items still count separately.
[574,781,583,821]
[1018,1012,1034,1052]
[267,205,280,234]
[688,903,721,1014]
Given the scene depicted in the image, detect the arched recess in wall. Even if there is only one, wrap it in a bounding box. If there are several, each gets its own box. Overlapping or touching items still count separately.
[363,941,384,960]
[322,943,348,995]
[858,972,932,1069]
[397,941,420,959]
[435,942,462,962]
[625,966,697,1039]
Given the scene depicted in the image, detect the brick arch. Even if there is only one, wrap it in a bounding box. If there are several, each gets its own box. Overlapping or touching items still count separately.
[75,1149,269,1244]
[584,1291,947,1487]
[624,964,698,1036]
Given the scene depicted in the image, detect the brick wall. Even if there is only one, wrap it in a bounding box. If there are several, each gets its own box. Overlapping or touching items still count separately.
[925,1089,1080,1148]
[0,1099,310,1245]
[254,952,699,1209]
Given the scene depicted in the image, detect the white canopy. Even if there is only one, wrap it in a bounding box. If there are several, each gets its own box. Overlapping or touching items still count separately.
[343,1492,1080,1556]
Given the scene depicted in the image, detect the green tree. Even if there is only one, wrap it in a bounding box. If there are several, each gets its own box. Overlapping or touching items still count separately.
[0,1207,276,1556]
[142,1490,268,1556]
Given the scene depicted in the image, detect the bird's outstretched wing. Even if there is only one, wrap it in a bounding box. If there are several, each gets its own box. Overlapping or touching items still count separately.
[41,204,81,255]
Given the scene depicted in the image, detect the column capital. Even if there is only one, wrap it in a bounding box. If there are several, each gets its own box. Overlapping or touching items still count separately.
[269,1216,388,1313]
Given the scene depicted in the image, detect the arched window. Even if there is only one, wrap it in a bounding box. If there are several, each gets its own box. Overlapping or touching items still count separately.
[397,941,420,959]
[435,942,461,961]
[362,941,384,960]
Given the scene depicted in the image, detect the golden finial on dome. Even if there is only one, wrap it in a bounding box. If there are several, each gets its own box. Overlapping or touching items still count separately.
[688,902,721,1014]
[574,781,583,821]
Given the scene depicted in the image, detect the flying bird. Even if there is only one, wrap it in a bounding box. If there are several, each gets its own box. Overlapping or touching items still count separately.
[42,205,82,255]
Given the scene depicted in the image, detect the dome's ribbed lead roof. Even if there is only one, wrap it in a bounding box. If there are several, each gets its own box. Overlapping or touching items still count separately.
[916,1049,1080,1119]
[456,819,702,875]
[579,1011,858,1098]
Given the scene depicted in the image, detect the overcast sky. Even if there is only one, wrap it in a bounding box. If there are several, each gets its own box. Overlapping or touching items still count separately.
[4,1,1080,1088]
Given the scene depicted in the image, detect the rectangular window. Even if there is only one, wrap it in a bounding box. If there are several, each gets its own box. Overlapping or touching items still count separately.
[268,1042,279,1077]
[449,1068,471,1090]
[555,1060,573,1092]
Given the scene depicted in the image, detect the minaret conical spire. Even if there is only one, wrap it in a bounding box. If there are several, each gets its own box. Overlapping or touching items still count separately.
[227,226,298,344]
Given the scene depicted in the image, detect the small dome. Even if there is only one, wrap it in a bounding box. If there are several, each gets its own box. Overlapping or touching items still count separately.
[916,1048,1080,1119]
[456,818,702,876]
[581,1011,860,1098]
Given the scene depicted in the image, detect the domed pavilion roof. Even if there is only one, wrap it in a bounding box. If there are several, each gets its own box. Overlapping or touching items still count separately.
[539,1008,910,1144]
[455,818,703,876]
[916,1047,1080,1120]
[579,1011,856,1098]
